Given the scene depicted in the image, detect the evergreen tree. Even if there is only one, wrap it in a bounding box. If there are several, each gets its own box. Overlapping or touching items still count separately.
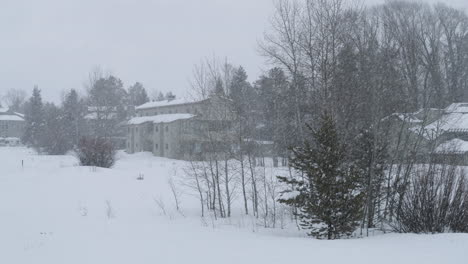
[165,91,176,100]
[212,77,225,96]
[155,91,165,101]
[229,67,249,103]
[22,87,46,150]
[254,67,293,160]
[278,113,364,239]
[41,103,69,155]
[87,75,127,138]
[128,82,149,106]
[62,89,85,149]
[353,128,388,229]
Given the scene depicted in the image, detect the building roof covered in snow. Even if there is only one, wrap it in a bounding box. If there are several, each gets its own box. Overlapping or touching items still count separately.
[127,114,195,125]
[135,98,204,110]
[0,108,24,121]
[443,103,468,114]
[385,113,422,124]
[426,113,468,132]
[84,112,119,120]
[435,138,468,154]
[0,115,24,121]
[424,103,468,133]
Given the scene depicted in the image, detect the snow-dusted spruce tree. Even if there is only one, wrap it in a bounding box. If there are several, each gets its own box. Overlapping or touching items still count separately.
[40,102,69,155]
[75,136,116,168]
[22,86,46,151]
[352,129,388,230]
[86,74,128,139]
[278,113,364,239]
[61,89,86,149]
[127,82,149,107]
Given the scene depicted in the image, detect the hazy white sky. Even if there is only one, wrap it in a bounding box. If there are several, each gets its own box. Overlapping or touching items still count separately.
[0,0,467,103]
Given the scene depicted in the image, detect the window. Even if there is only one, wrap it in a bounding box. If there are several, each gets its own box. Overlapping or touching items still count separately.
[155,143,159,149]
[165,126,169,132]
[155,125,159,132]
[165,143,169,150]
[136,127,138,132]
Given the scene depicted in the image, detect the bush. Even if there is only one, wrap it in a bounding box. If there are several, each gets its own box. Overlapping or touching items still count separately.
[394,164,468,233]
[76,137,116,168]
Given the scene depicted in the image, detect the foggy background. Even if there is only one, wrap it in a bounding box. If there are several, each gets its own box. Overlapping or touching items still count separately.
[1,0,467,102]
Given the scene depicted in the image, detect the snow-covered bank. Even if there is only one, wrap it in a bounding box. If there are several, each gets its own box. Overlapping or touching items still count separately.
[0,147,467,264]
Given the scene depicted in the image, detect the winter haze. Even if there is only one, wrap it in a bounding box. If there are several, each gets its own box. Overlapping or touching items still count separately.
[1,0,468,263]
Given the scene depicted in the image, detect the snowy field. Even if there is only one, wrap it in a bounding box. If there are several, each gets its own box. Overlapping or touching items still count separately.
[1,147,467,264]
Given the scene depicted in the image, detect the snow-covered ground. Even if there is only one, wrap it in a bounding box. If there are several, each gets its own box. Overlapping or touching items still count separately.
[1,147,467,264]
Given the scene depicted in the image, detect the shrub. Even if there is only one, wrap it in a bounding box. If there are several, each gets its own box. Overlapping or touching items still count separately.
[394,164,468,233]
[76,136,116,168]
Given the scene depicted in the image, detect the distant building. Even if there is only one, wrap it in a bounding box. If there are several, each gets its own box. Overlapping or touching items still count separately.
[126,96,234,160]
[0,107,25,144]
[389,103,468,164]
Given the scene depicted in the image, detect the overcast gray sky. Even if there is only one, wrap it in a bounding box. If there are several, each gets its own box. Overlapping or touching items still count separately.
[0,0,467,103]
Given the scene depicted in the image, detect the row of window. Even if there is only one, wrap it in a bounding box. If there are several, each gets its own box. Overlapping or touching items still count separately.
[153,143,169,150]
[154,125,169,132]
[127,141,170,151]
[0,122,22,130]
[128,125,169,133]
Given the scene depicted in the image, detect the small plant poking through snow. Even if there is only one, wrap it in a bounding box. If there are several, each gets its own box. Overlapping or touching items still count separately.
[168,176,182,212]
[105,200,115,219]
[153,197,167,216]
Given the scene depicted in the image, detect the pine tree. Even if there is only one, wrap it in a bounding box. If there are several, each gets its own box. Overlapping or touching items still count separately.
[353,128,388,229]
[155,91,165,101]
[165,91,176,100]
[128,82,149,106]
[278,113,364,239]
[255,67,292,159]
[41,103,69,155]
[87,75,127,138]
[22,86,46,150]
[62,89,85,149]
[212,77,225,96]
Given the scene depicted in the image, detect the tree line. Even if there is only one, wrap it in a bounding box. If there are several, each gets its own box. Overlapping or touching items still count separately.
[3,71,183,157]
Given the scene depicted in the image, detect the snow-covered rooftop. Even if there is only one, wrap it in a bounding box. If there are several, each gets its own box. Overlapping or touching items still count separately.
[0,107,10,113]
[84,112,118,120]
[388,113,422,124]
[127,114,194,125]
[0,115,24,121]
[444,103,468,114]
[435,138,468,154]
[136,98,203,110]
[426,113,468,132]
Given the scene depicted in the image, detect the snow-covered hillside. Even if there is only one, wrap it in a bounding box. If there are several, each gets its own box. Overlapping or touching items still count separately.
[1,147,467,264]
